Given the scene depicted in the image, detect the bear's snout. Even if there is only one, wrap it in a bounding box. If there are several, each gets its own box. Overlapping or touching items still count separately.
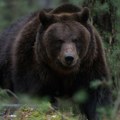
[64,55,74,65]
[58,42,79,67]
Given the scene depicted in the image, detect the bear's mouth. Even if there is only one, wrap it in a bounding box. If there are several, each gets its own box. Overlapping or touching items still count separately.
[56,59,79,70]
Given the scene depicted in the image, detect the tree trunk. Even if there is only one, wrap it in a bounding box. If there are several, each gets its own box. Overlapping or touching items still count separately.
[83,0,117,45]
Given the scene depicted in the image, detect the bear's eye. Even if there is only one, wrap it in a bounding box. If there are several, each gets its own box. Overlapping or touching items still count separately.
[52,39,63,49]
[72,38,79,43]
[73,38,81,49]
[57,39,64,44]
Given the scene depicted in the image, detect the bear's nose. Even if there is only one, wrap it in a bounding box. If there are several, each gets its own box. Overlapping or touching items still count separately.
[65,56,74,65]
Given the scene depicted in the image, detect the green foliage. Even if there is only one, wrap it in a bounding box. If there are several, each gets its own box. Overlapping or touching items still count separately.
[0,0,39,31]
[86,1,110,17]
[69,0,84,5]
[73,90,88,104]
[90,80,102,89]
[97,106,112,120]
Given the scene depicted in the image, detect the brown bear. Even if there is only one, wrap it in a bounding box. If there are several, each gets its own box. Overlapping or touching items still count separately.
[0,4,111,120]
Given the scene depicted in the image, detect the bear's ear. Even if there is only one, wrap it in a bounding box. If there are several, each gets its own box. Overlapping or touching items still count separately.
[39,11,56,26]
[76,7,90,23]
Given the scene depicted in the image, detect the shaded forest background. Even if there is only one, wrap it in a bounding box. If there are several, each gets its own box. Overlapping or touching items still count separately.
[0,0,120,119]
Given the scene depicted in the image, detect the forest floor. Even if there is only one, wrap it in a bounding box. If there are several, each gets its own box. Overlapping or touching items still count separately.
[1,107,120,120]
[0,100,120,120]
[0,90,120,120]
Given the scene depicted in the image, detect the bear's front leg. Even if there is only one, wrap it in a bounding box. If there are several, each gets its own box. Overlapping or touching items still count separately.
[81,91,99,120]
[81,86,112,120]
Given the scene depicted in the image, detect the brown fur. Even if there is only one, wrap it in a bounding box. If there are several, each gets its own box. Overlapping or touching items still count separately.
[0,4,111,120]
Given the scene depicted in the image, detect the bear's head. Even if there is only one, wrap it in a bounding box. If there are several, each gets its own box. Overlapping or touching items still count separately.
[35,6,92,75]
